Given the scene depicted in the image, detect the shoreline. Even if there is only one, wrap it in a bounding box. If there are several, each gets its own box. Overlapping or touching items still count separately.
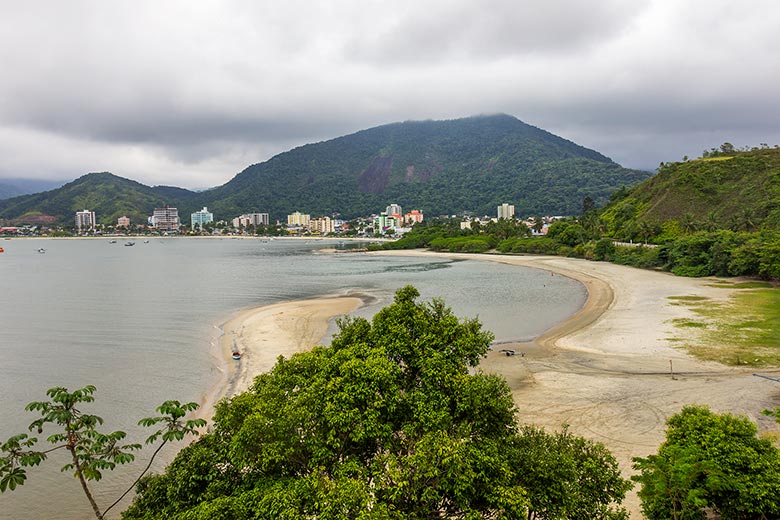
[371,250,780,518]
[199,295,364,422]
[194,249,780,518]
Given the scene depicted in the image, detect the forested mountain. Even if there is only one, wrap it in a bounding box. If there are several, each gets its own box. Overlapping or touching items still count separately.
[195,114,650,220]
[0,172,197,226]
[597,146,780,240]
[0,115,650,225]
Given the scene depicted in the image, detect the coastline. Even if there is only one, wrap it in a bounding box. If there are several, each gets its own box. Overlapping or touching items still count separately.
[199,296,363,422]
[193,249,780,518]
[371,250,780,518]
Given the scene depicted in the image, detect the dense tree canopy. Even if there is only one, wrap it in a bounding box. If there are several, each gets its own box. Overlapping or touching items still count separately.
[123,286,630,519]
[633,405,780,520]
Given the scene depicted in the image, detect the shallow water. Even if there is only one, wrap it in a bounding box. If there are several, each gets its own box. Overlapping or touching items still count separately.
[0,237,586,519]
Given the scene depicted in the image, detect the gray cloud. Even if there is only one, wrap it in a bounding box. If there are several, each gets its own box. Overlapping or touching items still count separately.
[1,0,779,188]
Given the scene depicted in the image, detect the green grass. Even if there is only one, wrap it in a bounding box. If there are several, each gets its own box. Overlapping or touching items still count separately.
[705,281,774,289]
[668,288,780,366]
[699,156,735,162]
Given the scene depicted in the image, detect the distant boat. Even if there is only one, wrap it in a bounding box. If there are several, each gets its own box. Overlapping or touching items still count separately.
[0,247,4,253]
[124,241,135,246]
[232,350,241,360]
[109,239,117,244]
[37,248,46,253]
[143,240,149,243]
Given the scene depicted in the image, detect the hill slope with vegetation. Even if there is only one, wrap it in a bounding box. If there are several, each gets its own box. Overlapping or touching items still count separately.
[379,145,780,280]
[0,115,650,225]
[196,114,650,220]
[597,145,780,241]
[0,172,197,226]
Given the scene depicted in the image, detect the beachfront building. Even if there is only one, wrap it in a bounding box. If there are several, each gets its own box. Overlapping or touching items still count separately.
[287,211,311,227]
[373,212,400,235]
[150,206,180,233]
[75,209,96,234]
[232,212,269,230]
[190,207,214,230]
[497,203,515,219]
[404,209,424,225]
[309,216,335,235]
[117,215,130,229]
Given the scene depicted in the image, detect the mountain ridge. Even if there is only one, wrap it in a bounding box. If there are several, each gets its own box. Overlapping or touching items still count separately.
[0,114,651,225]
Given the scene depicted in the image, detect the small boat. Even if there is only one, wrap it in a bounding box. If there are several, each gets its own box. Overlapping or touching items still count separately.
[37,248,46,253]
[232,350,241,360]
[0,247,4,253]
[109,239,117,244]
[143,240,149,243]
[124,241,135,246]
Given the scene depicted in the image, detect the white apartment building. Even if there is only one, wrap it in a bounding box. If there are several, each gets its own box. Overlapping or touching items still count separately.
[75,209,96,234]
[191,207,214,230]
[497,203,515,219]
[151,206,180,232]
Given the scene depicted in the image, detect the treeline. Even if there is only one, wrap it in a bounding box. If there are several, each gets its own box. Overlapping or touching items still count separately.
[373,219,780,279]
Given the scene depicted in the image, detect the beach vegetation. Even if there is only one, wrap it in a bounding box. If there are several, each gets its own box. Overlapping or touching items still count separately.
[633,405,780,519]
[669,288,780,365]
[121,286,631,519]
[0,386,205,520]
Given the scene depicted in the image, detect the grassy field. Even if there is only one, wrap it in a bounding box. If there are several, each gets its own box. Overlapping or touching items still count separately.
[668,283,780,366]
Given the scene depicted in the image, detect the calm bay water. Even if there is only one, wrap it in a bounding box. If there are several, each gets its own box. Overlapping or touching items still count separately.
[0,237,586,519]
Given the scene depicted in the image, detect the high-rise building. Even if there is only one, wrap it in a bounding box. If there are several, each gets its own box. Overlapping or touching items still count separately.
[309,216,335,234]
[497,203,515,219]
[75,209,96,234]
[151,206,180,232]
[287,211,311,227]
[385,203,403,218]
[191,207,214,229]
[117,216,130,228]
[232,213,269,229]
[374,212,400,234]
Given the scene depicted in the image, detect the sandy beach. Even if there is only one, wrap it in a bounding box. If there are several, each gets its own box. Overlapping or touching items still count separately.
[375,251,780,516]
[202,296,363,421]
[207,250,780,517]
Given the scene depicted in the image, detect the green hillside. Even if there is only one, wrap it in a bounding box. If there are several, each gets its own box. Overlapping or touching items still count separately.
[0,172,197,226]
[0,115,650,225]
[599,147,780,241]
[195,114,650,220]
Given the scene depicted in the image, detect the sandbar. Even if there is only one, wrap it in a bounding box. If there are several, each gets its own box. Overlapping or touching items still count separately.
[200,296,363,422]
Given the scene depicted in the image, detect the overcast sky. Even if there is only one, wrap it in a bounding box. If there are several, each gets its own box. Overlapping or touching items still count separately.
[1,0,778,189]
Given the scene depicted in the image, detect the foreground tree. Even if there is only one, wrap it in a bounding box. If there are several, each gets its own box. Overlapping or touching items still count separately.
[0,386,205,520]
[632,405,780,520]
[512,425,631,520]
[124,286,630,519]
